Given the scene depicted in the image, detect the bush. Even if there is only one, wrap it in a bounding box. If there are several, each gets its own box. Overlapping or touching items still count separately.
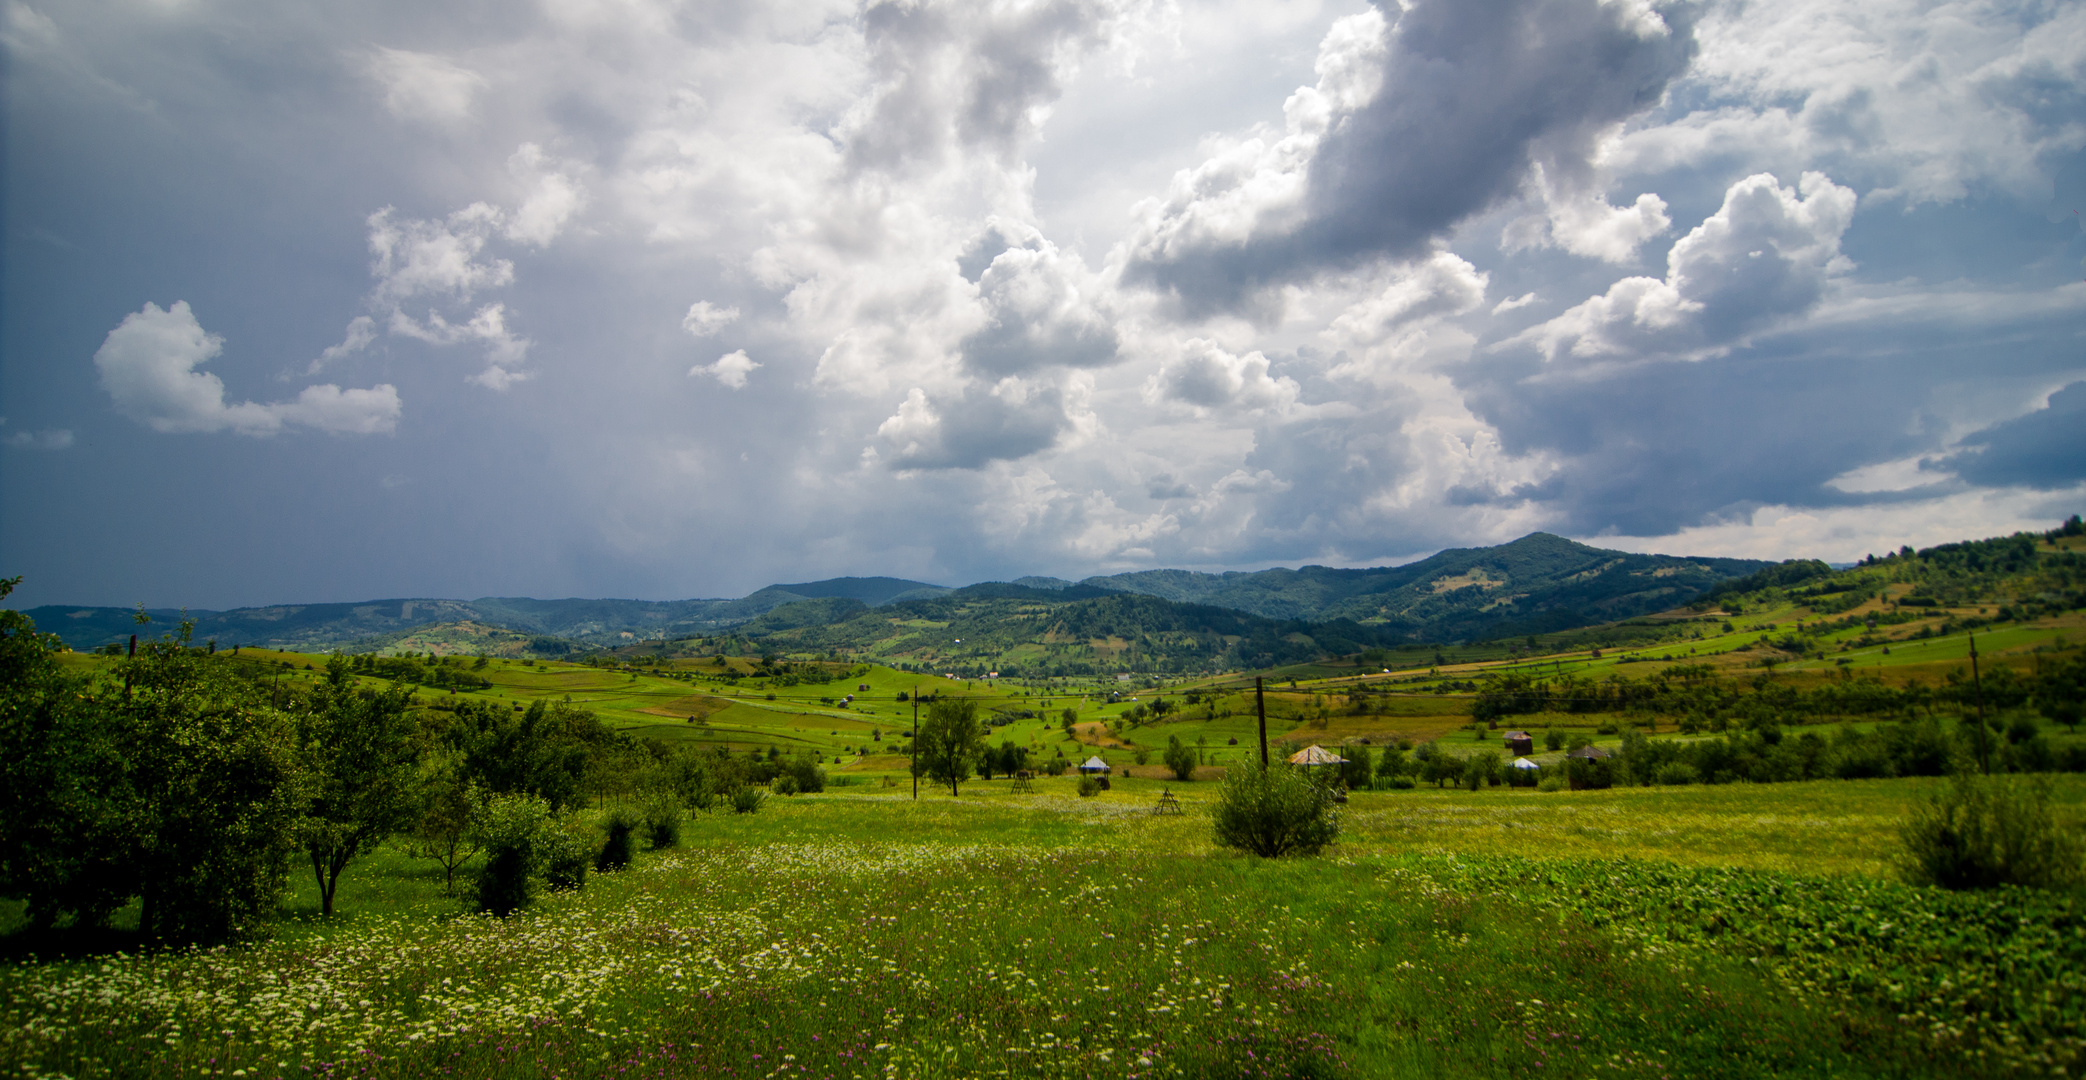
[642,797,681,850]
[1076,775,1102,797]
[1543,729,1565,751]
[1898,773,2082,890]
[472,792,551,917]
[1537,777,1564,793]
[1383,775,1416,790]
[773,773,800,796]
[1163,736,1197,781]
[543,818,592,890]
[1210,763,1340,858]
[594,809,636,873]
[1654,762,1699,786]
[728,785,767,814]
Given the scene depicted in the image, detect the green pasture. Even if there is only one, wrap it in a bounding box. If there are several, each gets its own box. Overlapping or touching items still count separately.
[7,775,2082,1079]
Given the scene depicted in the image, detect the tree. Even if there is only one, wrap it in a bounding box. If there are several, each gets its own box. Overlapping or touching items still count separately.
[0,581,133,929]
[298,657,420,917]
[1211,763,1340,857]
[1164,735,1197,781]
[2034,653,2085,734]
[406,756,479,895]
[917,697,983,796]
[115,622,307,943]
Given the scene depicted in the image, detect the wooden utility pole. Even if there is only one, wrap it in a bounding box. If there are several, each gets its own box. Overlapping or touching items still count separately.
[1256,676,1269,767]
[1969,634,1991,775]
[911,685,920,799]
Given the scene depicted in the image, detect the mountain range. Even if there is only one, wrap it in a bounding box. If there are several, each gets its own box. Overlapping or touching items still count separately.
[24,533,1772,653]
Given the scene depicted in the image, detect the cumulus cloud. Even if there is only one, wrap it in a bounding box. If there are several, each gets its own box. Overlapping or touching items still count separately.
[845,0,1141,171]
[681,301,740,337]
[876,376,1088,470]
[691,349,761,389]
[360,201,542,389]
[1610,0,2086,207]
[1511,171,1857,361]
[959,221,1119,375]
[1144,339,1298,414]
[366,47,487,124]
[94,302,400,436]
[1121,0,1698,311]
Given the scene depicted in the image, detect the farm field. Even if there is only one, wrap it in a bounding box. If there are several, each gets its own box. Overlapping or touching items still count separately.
[4,775,2081,1079]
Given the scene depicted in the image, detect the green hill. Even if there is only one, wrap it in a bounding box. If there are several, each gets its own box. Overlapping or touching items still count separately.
[1083,533,1769,636]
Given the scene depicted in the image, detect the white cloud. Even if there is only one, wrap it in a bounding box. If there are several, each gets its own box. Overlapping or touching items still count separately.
[504,143,586,247]
[1144,339,1297,413]
[1587,487,2086,564]
[307,315,377,375]
[681,301,740,337]
[691,349,760,389]
[94,302,400,436]
[366,47,487,124]
[367,204,513,305]
[1512,171,1857,361]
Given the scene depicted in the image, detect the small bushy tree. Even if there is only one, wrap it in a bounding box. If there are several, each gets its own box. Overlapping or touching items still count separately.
[594,809,637,873]
[472,792,551,917]
[917,698,983,796]
[1211,763,1339,858]
[1163,736,1197,781]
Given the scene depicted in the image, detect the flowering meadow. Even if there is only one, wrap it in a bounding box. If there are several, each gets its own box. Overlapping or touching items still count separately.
[4,782,2081,1079]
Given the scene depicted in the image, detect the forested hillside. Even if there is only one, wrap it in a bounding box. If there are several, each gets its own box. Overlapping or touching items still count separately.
[1082,532,1767,635]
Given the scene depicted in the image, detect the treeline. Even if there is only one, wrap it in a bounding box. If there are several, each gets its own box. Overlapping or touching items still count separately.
[1693,517,2086,618]
[1470,658,2081,732]
[343,650,492,691]
[0,591,823,944]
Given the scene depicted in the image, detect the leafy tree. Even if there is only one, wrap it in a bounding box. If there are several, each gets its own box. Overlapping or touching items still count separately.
[1164,735,1197,781]
[1211,763,1340,857]
[298,657,420,917]
[0,583,135,929]
[917,697,983,796]
[115,622,307,943]
[1337,745,1373,790]
[405,756,479,895]
[472,791,550,916]
[2035,653,2085,734]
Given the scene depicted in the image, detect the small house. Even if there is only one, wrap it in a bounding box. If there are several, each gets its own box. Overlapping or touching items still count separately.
[1078,756,1112,774]
[1509,757,1541,771]
[1503,730,1534,757]
[1287,745,1348,768]
[1567,744,1611,760]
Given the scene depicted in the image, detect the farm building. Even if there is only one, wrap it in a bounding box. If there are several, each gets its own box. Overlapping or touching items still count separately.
[1078,756,1112,774]
[1503,730,1534,756]
[1287,745,1347,769]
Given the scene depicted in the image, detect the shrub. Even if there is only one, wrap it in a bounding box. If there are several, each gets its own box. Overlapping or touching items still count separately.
[642,797,681,850]
[1654,762,1699,786]
[594,809,636,873]
[1537,777,1564,793]
[773,773,800,796]
[1164,736,1197,781]
[728,785,766,814]
[1383,775,1416,790]
[1076,775,1102,797]
[471,792,550,917]
[543,819,592,890]
[1211,763,1340,858]
[1899,773,2082,890]
[1543,729,1565,751]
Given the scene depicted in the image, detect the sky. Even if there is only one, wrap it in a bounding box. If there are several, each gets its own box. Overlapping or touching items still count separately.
[3,0,2083,610]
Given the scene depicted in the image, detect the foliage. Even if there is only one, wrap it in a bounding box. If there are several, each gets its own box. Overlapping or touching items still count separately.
[641,796,681,850]
[1075,775,1101,797]
[915,697,983,796]
[595,810,637,873]
[297,657,420,917]
[727,785,766,814]
[1898,773,2083,890]
[1210,763,1340,857]
[470,792,551,917]
[404,758,478,894]
[1163,735,1197,781]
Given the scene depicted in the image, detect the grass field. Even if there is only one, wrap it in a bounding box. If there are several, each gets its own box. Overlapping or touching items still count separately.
[4,775,2082,1079]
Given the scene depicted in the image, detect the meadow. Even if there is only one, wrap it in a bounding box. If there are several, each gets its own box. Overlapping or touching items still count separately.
[5,775,2082,1079]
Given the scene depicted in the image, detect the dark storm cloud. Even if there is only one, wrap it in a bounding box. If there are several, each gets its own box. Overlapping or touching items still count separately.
[879,382,1074,470]
[1124,0,1699,312]
[1941,382,2086,490]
